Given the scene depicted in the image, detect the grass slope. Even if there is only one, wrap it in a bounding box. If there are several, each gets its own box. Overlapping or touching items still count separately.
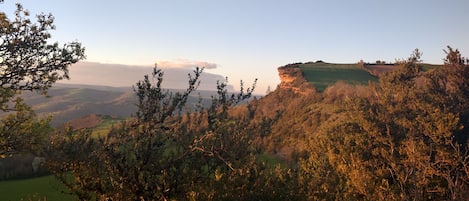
[91,115,125,137]
[299,62,377,91]
[0,175,75,201]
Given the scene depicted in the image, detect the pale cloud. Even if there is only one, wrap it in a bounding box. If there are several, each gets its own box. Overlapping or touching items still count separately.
[156,59,217,69]
[60,61,233,91]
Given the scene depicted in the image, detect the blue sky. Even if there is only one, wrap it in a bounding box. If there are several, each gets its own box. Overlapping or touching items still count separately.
[2,0,469,93]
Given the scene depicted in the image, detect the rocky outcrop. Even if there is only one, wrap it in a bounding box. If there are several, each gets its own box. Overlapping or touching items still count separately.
[277,64,315,95]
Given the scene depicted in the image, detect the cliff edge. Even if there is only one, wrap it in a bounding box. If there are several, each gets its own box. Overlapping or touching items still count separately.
[277,64,315,95]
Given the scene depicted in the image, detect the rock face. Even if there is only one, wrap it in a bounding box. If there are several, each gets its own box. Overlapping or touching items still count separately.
[277,64,315,95]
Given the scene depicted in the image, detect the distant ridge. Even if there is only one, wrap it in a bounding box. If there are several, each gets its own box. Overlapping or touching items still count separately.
[22,86,136,126]
[21,84,219,126]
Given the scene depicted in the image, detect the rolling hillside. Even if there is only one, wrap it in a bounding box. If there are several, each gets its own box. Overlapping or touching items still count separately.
[21,85,136,126]
[21,84,217,126]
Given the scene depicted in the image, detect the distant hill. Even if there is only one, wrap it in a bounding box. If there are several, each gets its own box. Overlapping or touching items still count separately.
[21,84,135,126]
[21,84,218,126]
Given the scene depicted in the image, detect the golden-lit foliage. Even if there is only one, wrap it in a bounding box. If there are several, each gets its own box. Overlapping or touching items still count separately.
[300,48,469,200]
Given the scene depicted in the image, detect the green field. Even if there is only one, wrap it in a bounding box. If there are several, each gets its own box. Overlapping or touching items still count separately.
[0,175,76,201]
[91,115,125,138]
[299,62,377,91]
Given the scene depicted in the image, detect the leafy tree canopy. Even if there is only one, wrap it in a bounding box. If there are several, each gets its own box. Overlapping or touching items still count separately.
[0,4,85,157]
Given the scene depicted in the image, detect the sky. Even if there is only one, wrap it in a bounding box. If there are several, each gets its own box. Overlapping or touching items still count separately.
[2,0,469,93]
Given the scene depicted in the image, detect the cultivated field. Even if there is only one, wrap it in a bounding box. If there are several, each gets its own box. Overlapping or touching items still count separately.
[299,62,377,91]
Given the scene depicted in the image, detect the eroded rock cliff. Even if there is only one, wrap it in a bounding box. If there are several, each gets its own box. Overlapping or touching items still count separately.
[277,64,315,95]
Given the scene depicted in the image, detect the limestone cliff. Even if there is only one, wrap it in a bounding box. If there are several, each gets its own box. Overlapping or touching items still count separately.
[277,64,315,95]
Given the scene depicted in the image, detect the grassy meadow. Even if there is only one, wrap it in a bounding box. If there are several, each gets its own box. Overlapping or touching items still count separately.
[0,175,75,201]
[299,62,377,91]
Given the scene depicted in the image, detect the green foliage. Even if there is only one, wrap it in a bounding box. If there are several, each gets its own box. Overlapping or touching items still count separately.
[0,4,85,157]
[0,98,52,157]
[0,4,85,96]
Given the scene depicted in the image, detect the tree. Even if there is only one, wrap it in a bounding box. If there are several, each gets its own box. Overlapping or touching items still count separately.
[0,4,85,157]
[1,4,85,98]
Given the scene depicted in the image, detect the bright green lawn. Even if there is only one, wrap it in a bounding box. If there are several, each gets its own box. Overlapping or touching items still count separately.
[299,62,377,91]
[0,175,76,201]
